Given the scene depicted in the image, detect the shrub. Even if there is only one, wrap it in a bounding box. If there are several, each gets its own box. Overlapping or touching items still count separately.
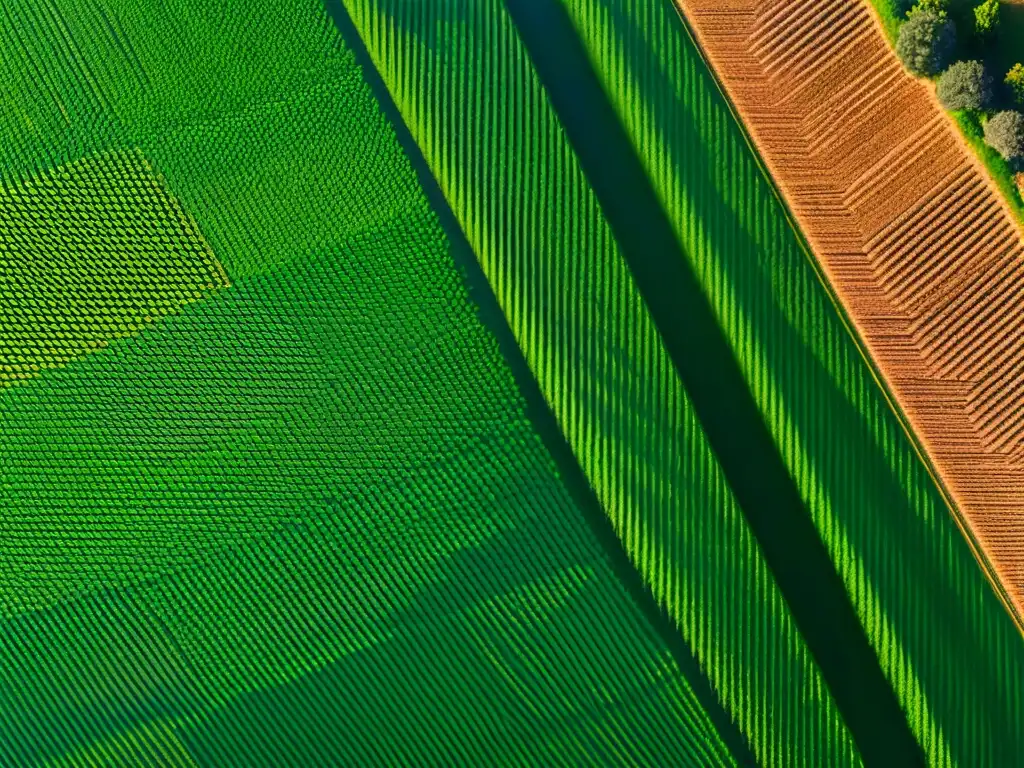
[907,0,949,17]
[984,111,1024,161]
[937,61,992,111]
[974,0,1001,38]
[896,9,956,77]
[1007,64,1024,106]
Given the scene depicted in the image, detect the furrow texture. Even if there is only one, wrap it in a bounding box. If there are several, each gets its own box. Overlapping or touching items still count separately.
[338,0,868,764]
[684,0,1024,588]
[676,0,1024,764]
[0,0,742,764]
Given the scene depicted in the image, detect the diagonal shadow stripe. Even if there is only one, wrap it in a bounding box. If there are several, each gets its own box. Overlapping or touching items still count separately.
[501,0,925,764]
[323,0,757,764]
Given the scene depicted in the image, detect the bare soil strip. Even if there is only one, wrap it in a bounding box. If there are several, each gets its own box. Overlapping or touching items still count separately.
[675,0,1024,624]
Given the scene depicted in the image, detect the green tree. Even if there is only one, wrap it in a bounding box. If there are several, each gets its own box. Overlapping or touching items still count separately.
[907,0,949,18]
[896,9,957,76]
[984,111,1024,161]
[1007,64,1024,106]
[938,61,992,110]
[974,0,1001,38]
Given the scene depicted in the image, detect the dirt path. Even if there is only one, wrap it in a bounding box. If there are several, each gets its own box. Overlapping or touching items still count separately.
[675,0,1024,626]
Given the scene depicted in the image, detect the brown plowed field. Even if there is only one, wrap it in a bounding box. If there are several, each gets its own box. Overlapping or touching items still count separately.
[675,0,1024,621]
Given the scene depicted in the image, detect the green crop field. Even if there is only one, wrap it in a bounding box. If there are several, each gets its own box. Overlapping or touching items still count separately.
[557,1,1024,765]
[0,149,226,386]
[340,0,1024,764]
[0,0,1021,765]
[338,1,860,766]
[0,1,738,764]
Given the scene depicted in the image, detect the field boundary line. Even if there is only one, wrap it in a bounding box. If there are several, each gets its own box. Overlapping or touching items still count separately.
[672,0,1024,637]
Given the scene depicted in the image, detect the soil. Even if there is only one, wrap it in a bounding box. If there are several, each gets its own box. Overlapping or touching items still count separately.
[676,0,1024,626]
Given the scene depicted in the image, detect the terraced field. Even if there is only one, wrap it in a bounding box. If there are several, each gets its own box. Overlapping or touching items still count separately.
[676,0,1024,622]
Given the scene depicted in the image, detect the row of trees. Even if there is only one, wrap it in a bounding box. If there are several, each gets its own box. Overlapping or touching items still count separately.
[895,0,1024,173]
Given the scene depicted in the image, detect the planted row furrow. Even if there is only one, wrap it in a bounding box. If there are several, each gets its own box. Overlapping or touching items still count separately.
[338,0,866,764]
[0,0,751,764]
[677,0,1024,764]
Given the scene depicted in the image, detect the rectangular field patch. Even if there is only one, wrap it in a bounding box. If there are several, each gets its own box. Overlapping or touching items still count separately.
[0,148,227,386]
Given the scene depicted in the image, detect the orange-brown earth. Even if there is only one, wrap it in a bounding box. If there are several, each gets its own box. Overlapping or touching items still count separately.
[675,0,1024,625]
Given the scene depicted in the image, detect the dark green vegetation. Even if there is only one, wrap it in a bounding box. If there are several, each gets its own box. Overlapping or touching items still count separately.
[880,0,1024,209]
[937,59,993,108]
[1007,62,1024,103]
[897,8,957,75]
[975,0,1002,36]
[985,108,1024,158]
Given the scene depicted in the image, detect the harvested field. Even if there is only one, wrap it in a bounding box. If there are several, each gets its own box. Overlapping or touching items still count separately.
[676,0,1024,620]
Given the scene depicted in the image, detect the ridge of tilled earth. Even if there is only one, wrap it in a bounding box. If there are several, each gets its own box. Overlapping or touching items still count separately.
[675,0,1024,622]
